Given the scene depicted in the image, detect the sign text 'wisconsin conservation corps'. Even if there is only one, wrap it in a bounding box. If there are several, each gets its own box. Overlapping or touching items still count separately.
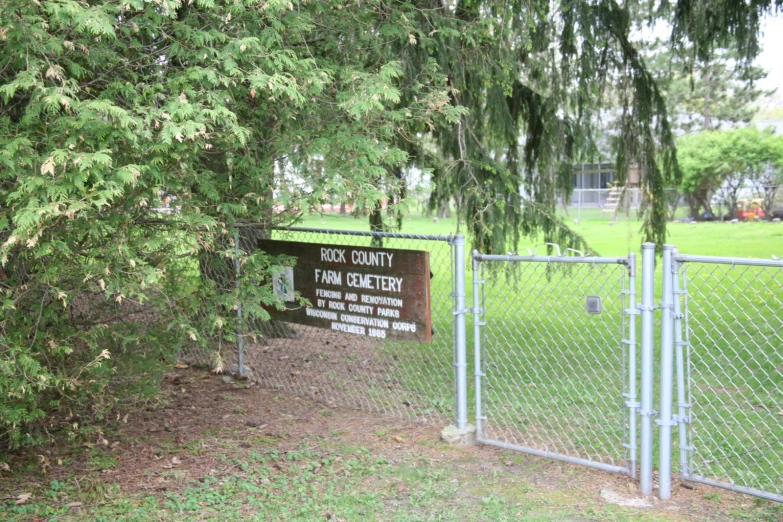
[260,240,432,343]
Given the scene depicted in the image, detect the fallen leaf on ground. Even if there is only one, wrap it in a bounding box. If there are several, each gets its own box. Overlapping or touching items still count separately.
[66,502,83,508]
[175,361,189,369]
[0,463,10,472]
[171,456,182,466]
[15,493,32,505]
[393,436,405,443]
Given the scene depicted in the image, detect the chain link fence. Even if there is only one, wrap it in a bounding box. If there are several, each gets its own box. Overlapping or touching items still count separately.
[175,224,783,504]
[671,253,783,501]
[180,225,459,424]
[473,253,637,476]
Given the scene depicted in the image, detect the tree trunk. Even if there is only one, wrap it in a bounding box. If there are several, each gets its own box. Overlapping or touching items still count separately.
[369,201,385,248]
[685,195,700,220]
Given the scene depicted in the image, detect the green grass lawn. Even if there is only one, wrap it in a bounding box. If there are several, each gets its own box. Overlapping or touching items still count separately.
[299,208,783,258]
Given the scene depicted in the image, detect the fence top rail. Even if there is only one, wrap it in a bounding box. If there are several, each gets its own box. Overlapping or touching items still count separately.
[674,254,783,268]
[267,226,458,243]
[473,253,630,266]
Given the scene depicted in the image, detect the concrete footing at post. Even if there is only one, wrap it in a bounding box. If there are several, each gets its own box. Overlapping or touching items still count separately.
[440,424,476,446]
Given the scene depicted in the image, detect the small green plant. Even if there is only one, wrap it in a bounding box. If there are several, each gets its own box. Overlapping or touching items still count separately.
[87,449,118,472]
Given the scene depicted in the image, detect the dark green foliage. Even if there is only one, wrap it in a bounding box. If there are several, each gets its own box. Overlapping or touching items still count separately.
[0,0,459,447]
[388,0,687,252]
[1,0,779,446]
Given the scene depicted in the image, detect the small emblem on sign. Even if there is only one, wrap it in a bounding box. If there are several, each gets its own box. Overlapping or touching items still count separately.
[273,266,295,302]
[586,296,602,314]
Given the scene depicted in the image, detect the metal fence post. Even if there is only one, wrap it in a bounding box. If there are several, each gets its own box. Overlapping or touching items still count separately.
[624,253,639,478]
[671,248,690,480]
[658,244,676,500]
[453,234,468,430]
[234,231,244,378]
[472,251,484,438]
[640,243,655,495]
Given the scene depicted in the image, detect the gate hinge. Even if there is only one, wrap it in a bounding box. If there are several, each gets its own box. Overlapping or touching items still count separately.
[672,415,691,424]
[638,305,655,312]
[624,401,641,409]
[624,308,641,315]
[655,418,678,427]
[640,409,658,417]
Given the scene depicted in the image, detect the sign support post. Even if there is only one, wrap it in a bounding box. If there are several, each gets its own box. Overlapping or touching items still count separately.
[234,231,245,378]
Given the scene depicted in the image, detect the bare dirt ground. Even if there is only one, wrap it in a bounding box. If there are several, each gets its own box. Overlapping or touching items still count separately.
[1,366,779,521]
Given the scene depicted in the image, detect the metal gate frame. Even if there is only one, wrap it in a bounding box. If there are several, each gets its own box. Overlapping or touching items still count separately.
[657,247,783,503]
[471,250,639,477]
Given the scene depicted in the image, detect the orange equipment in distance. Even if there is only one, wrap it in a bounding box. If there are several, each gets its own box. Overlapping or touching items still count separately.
[736,199,766,221]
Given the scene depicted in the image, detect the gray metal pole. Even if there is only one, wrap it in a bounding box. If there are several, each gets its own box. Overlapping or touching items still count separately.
[640,243,655,495]
[234,231,244,378]
[626,253,639,478]
[453,235,468,430]
[658,244,676,500]
[472,251,484,438]
[671,248,690,480]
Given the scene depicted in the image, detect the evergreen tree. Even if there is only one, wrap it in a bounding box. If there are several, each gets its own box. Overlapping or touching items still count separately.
[2,0,781,445]
[0,0,459,446]
[645,41,773,134]
[375,1,782,253]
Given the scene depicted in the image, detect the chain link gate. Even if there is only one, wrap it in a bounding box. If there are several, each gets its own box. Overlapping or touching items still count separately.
[664,250,783,502]
[472,251,638,476]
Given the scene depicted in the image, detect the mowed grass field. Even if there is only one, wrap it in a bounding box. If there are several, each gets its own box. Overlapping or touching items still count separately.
[295,210,783,495]
[299,208,783,258]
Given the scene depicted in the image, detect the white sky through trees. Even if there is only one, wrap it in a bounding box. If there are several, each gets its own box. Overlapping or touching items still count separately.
[758,15,783,102]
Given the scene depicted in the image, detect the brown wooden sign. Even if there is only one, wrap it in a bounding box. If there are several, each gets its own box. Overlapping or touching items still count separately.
[259,239,432,343]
